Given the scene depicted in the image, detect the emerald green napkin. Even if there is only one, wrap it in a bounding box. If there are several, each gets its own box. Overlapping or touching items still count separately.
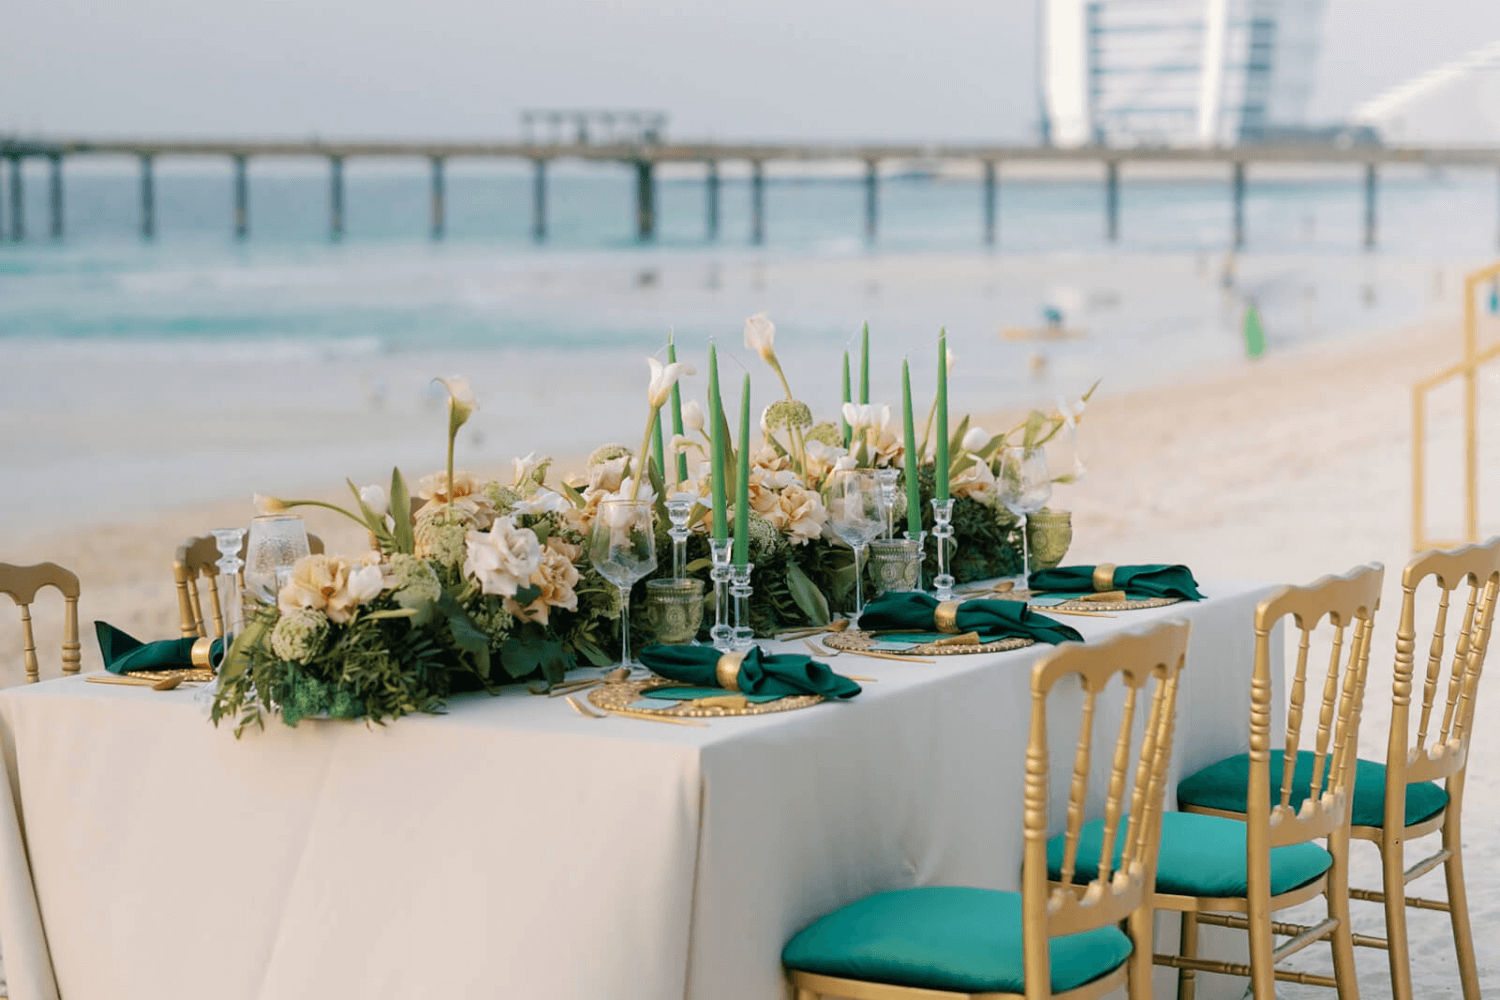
[1028,564,1203,601]
[856,592,1083,645]
[94,622,221,674]
[637,645,862,700]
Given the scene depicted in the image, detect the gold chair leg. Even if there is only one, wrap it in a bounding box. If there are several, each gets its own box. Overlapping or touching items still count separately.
[1378,840,1414,1000]
[1327,839,1362,1000]
[1126,907,1155,1000]
[794,989,818,1000]
[1176,911,1200,1000]
[1247,896,1279,1000]
[1442,813,1482,1000]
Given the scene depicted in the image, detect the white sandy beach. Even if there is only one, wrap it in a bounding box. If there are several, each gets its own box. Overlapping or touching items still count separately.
[3,302,1500,997]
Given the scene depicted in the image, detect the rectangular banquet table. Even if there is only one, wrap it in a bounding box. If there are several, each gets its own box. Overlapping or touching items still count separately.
[0,579,1282,1000]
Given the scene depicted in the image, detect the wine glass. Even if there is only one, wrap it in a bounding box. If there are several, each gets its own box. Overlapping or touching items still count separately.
[244,514,311,604]
[590,499,657,674]
[823,469,886,617]
[997,446,1052,587]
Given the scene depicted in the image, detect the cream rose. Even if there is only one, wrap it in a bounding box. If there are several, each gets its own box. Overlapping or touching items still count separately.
[506,537,582,626]
[463,516,543,598]
[277,553,383,625]
[751,481,827,545]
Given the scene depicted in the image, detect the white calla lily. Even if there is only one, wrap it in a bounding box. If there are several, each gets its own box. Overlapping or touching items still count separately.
[436,376,477,429]
[743,312,776,363]
[646,357,695,409]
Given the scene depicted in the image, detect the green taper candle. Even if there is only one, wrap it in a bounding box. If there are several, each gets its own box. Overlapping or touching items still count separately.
[709,344,728,541]
[841,350,853,447]
[935,329,949,502]
[859,321,870,404]
[668,336,688,486]
[734,373,751,566]
[902,359,923,538]
[651,405,666,481]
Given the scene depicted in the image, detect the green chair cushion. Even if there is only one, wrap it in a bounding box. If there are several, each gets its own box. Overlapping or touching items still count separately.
[781,886,1132,994]
[1047,812,1333,898]
[1177,751,1449,829]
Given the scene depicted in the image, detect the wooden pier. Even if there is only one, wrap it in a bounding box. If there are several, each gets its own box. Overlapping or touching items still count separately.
[3,135,1500,247]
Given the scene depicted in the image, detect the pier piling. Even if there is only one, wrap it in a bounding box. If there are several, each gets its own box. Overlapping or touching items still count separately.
[1105,160,1120,242]
[751,160,765,245]
[705,161,719,240]
[1364,162,1378,249]
[864,159,878,243]
[982,160,997,246]
[635,160,656,241]
[232,155,248,239]
[532,159,547,242]
[330,156,344,241]
[1232,161,1246,249]
[7,154,23,242]
[430,156,445,240]
[47,154,63,239]
[139,155,155,240]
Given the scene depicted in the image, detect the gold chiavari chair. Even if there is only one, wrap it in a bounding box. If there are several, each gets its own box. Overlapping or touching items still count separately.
[173,533,324,639]
[1348,540,1500,1000]
[1,562,83,684]
[781,619,1191,1000]
[1205,540,1496,1000]
[1161,563,1384,1000]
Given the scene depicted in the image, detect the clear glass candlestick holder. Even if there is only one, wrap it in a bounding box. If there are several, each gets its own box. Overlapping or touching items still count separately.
[930,499,956,602]
[708,539,734,652]
[210,527,247,646]
[730,563,755,651]
[665,494,694,580]
[876,468,900,539]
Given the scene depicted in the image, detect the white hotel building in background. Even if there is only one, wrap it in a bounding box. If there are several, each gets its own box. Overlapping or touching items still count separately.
[1042,0,1324,148]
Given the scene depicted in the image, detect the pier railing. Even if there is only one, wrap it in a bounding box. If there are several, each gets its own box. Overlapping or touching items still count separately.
[3,135,1500,246]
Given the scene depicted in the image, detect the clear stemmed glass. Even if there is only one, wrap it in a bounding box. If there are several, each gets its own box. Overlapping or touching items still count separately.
[823,469,886,618]
[590,499,657,674]
[997,446,1052,588]
[244,514,310,604]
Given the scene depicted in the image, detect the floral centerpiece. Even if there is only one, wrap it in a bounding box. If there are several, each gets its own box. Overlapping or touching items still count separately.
[211,372,686,733]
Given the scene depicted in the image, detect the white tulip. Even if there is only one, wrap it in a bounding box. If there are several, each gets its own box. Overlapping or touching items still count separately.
[961,426,992,453]
[682,399,705,433]
[646,357,695,409]
[358,484,389,517]
[743,312,777,363]
[346,564,386,605]
[510,489,570,516]
[512,452,552,487]
[254,493,288,514]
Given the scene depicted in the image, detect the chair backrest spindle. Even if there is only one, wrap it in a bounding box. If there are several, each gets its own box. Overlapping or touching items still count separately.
[1,562,83,684]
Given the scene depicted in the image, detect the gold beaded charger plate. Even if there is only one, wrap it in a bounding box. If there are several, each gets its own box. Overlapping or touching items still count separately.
[981,590,1182,612]
[822,629,1033,656]
[125,667,215,683]
[588,678,823,718]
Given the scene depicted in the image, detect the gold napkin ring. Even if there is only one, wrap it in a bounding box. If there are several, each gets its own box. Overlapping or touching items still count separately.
[934,601,963,634]
[1092,564,1117,593]
[190,637,217,670]
[715,652,746,691]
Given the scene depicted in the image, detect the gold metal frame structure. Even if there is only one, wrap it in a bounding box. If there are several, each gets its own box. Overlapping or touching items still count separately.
[173,532,323,639]
[787,619,1191,1000]
[1412,260,1500,552]
[1159,563,1384,1000]
[0,562,83,684]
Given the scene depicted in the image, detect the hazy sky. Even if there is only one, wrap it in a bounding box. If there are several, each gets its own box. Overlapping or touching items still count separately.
[5,0,1500,142]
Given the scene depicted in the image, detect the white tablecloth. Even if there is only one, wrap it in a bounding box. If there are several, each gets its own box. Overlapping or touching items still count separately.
[0,579,1281,1000]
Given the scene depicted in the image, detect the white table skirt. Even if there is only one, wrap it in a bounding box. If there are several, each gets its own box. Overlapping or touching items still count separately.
[0,579,1281,1000]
